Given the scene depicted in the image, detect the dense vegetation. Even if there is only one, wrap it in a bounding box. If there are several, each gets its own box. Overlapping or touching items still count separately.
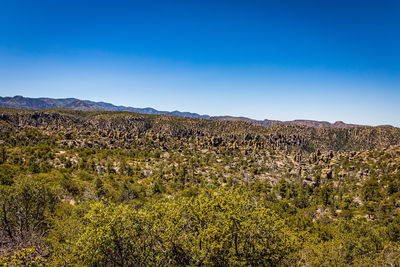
[1,108,400,266]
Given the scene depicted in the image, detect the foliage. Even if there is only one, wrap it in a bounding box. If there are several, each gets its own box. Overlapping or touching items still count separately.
[0,108,400,265]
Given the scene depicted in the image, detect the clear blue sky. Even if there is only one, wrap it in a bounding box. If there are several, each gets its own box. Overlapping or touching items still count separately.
[0,0,399,126]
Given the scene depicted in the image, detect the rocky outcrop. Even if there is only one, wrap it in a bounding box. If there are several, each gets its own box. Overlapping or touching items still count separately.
[0,108,399,153]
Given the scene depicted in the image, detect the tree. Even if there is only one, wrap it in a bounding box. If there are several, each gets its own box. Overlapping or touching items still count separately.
[0,146,6,164]
[148,188,300,265]
[0,177,59,254]
[0,164,15,186]
[95,178,107,199]
[361,178,381,202]
[61,202,158,266]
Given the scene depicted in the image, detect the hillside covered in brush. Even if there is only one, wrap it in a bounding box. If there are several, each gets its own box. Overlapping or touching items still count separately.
[1,108,400,266]
[1,108,399,153]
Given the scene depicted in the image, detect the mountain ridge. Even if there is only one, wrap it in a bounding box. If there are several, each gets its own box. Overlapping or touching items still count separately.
[0,95,392,128]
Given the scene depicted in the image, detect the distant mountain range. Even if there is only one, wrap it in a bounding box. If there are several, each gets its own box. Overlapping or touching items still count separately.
[0,95,210,119]
[0,95,391,128]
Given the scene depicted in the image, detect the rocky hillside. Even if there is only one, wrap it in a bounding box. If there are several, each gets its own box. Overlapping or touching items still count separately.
[213,116,364,128]
[0,95,387,128]
[1,108,399,153]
